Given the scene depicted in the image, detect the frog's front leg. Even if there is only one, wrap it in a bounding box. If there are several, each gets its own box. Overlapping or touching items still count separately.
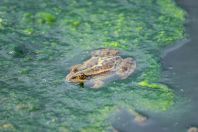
[85,79,105,89]
[92,80,105,89]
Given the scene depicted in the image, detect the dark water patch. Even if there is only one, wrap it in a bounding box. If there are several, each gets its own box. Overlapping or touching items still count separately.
[162,0,198,131]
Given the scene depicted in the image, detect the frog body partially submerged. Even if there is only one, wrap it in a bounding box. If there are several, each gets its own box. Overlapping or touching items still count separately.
[66,49,136,88]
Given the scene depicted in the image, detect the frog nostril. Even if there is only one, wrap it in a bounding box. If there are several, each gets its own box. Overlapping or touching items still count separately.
[72,68,78,72]
[79,74,87,80]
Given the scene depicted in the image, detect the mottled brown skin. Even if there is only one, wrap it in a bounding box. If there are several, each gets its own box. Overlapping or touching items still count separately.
[66,49,136,88]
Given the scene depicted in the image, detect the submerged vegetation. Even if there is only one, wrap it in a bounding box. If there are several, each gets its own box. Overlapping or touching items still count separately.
[0,0,186,131]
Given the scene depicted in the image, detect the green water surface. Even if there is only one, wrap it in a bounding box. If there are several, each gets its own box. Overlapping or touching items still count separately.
[0,0,186,131]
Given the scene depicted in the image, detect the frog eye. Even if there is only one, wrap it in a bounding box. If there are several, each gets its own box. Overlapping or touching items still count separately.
[79,74,87,80]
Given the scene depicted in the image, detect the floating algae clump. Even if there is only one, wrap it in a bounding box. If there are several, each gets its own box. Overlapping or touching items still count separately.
[35,12,56,25]
[0,0,186,131]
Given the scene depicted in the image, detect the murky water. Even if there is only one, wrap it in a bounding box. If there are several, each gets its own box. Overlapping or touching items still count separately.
[0,0,194,132]
[162,0,198,131]
[116,0,198,132]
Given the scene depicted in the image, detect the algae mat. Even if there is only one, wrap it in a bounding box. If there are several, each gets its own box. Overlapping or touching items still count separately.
[0,0,186,131]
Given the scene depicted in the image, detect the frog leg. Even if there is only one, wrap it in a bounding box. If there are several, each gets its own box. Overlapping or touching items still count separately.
[85,72,116,89]
[116,58,136,79]
[92,72,121,89]
[84,78,104,89]
[92,79,105,89]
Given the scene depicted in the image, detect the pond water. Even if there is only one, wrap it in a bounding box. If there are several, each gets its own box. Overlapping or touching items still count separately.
[162,0,198,131]
[0,0,196,132]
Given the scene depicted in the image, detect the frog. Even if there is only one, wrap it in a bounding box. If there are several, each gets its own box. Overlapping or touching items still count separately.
[66,49,136,88]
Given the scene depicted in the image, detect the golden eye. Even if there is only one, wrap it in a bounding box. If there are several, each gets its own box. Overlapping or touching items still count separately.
[79,74,86,80]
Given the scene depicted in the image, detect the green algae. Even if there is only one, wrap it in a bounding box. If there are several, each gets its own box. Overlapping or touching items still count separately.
[22,28,33,35]
[0,0,186,131]
[35,12,56,25]
[137,81,174,111]
[0,18,3,30]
